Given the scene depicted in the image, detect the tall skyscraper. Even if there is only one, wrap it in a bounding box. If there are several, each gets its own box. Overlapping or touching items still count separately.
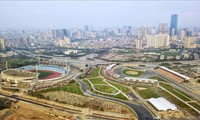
[159,23,168,34]
[62,29,68,36]
[90,26,94,32]
[84,25,89,32]
[136,39,143,50]
[184,36,197,48]
[57,37,71,47]
[52,30,64,39]
[170,14,178,36]
[0,38,5,50]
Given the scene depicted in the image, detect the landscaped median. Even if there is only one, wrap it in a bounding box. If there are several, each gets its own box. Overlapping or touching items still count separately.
[83,78,128,100]
[30,80,84,98]
[158,82,200,116]
[83,67,129,100]
[159,82,191,101]
[134,86,160,99]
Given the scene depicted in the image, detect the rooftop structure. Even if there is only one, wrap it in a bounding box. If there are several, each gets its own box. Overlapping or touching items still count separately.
[148,97,177,111]
[160,66,190,80]
[124,77,158,84]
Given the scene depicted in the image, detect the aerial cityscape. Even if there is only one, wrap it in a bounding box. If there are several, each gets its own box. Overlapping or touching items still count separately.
[0,1,200,120]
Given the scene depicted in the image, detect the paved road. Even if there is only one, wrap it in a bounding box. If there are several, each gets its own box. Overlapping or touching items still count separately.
[140,70,156,78]
[78,80,153,120]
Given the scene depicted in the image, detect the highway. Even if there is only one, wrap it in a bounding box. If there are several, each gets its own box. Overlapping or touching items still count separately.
[78,78,154,120]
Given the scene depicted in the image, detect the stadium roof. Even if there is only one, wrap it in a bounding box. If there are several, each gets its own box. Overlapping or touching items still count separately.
[124,77,158,82]
[160,66,190,80]
[106,64,116,70]
[2,69,38,78]
[148,97,177,111]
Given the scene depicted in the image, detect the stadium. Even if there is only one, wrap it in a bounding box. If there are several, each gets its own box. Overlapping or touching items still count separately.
[1,69,38,87]
[1,65,69,87]
[18,65,68,81]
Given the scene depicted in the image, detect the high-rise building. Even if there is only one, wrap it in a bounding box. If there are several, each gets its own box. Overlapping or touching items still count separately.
[90,26,94,32]
[159,23,168,34]
[62,29,68,36]
[57,37,71,47]
[184,36,197,48]
[179,28,186,40]
[146,33,169,48]
[75,30,82,39]
[136,27,151,39]
[170,14,178,36]
[186,31,192,37]
[17,37,31,48]
[84,25,89,32]
[136,39,143,50]
[0,38,5,50]
[52,30,64,39]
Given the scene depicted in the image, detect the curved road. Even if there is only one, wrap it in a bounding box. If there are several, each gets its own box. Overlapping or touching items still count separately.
[78,80,153,120]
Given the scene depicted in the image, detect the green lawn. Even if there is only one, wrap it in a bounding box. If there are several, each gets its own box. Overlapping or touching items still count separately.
[88,78,107,84]
[0,58,37,68]
[35,70,53,79]
[158,88,199,116]
[30,81,84,97]
[137,88,160,99]
[160,83,191,101]
[87,67,100,78]
[94,85,117,94]
[113,93,128,100]
[83,79,93,92]
[108,81,131,93]
[150,76,167,82]
[122,69,144,77]
[162,52,179,56]
[189,102,200,111]
[82,80,128,100]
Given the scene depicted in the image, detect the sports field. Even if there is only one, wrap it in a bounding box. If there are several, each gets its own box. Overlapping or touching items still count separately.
[122,68,144,77]
[30,70,61,79]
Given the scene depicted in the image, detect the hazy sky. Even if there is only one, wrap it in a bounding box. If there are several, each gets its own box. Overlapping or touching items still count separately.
[0,1,200,30]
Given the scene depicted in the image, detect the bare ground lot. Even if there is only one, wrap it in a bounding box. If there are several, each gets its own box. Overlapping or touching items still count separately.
[1,102,74,120]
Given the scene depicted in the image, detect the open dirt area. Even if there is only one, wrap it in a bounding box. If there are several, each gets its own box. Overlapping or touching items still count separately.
[159,110,186,120]
[1,102,74,120]
[126,70,138,75]
[42,91,135,117]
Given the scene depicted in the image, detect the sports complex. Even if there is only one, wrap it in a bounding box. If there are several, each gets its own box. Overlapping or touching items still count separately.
[19,65,68,81]
[1,65,69,87]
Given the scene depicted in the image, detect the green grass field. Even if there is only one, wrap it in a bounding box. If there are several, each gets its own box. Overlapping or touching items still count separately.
[108,81,131,93]
[87,67,100,78]
[38,71,53,79]
[189,102,200,111]
[113,93,128,100]
[160,83,191,101]
[136,87,160,99]
[83,79,94,92]
[31,70,53,79]
[94,85,117,94]
[150,76,167,82]
[158,88,199,116]
[88,78,107,84]
[82,80,128,100]
[30,81,84,98]
[122,69,144,77]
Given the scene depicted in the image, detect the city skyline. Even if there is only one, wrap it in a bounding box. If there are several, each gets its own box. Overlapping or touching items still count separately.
[0,1,200,30]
